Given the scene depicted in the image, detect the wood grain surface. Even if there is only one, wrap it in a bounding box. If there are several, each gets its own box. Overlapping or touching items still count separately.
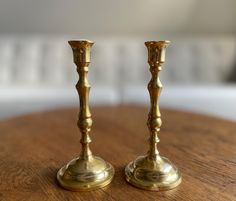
[0,106,235,201]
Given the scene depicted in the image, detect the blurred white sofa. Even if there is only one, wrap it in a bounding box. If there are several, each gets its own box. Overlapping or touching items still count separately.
[0,35,235,120]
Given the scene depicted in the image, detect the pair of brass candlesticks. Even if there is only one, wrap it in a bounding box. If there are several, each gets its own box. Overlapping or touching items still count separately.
[57,40,181,191]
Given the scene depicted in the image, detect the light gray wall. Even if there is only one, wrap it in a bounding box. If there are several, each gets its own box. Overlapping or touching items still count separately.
[0,0,235,36]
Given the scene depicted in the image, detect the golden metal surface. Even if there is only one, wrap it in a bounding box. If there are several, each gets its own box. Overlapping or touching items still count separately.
[125,41,182,191]
[57,40,114,191]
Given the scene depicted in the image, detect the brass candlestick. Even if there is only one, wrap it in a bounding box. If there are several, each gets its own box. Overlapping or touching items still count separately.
[125,41,181,191]
[57,40,114,191]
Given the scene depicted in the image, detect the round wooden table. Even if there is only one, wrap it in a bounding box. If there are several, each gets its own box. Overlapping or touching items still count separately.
[0,106,235,201]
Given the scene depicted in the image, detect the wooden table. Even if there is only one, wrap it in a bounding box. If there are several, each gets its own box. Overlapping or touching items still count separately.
[0,106,235,201]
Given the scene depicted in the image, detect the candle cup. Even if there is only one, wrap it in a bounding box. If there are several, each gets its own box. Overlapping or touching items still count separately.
[125,41,181,191]
[57,40,114,191]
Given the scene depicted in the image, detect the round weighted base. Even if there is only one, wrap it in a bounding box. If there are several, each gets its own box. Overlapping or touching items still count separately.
[57,156,114,191]
[125,155,181,191]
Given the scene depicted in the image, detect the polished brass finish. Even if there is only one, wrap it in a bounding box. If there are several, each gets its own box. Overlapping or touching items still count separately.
[125,41,181,191]
[57,40,114,191]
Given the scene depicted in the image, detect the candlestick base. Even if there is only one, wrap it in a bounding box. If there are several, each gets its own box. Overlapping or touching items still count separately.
[125,155,181,191]
[57,156,114,191]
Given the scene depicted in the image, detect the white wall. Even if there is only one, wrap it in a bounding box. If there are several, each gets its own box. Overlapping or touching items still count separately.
[0,0,235,36]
